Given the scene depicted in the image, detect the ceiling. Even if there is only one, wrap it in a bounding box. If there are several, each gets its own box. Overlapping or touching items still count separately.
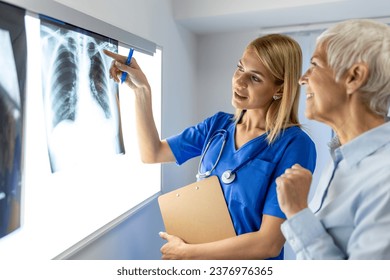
[171,0,390,34]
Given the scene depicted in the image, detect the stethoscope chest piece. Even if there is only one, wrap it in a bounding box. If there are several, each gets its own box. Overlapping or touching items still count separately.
[222,170,236,184]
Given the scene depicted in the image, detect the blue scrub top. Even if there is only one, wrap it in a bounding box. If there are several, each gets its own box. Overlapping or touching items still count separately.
[167,112,317,259]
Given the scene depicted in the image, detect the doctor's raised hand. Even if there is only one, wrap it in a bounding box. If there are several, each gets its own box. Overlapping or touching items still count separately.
[103,49,150,91]
[104,49,176,164]
[104,34,317,260]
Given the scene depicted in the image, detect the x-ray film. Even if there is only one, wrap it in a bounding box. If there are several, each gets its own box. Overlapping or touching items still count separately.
[40,17,125,173]
[0,0,26,239]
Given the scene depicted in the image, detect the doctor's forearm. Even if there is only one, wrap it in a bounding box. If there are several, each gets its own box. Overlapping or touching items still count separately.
[184,232,284,260]
[133,88,173,163]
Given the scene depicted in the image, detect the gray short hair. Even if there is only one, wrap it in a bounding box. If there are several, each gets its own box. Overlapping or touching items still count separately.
[317,19,390,117]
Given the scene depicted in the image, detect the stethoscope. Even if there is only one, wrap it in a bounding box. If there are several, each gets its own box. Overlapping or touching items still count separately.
[196,128,264,184]
[196,129,228,181]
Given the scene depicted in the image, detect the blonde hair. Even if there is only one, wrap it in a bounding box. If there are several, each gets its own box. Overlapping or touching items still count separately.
[234,34,302,143]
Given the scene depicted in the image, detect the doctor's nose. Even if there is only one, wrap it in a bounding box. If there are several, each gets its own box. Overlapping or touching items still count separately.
[234,76,248,89]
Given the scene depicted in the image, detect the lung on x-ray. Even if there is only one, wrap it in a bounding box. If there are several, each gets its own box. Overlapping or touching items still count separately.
[40,17,125,173]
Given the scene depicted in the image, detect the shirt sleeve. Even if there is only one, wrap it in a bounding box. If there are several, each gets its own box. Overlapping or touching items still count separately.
[281,209,347,259]
[166,112,232,165]
[282,173,390,260]
[166,124,205,165]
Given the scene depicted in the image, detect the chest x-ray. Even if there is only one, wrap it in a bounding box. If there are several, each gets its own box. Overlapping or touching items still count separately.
[0,30,22,239]
[40,18,125,173]
[0,1,26,239]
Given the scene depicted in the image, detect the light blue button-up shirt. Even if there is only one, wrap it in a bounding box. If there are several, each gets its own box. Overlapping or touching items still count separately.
[281,120,390,259]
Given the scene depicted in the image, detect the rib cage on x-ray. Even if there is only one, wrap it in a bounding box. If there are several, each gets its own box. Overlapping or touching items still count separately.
[41,20,124,172]
[49,33,113,129]
[50,37,78,128]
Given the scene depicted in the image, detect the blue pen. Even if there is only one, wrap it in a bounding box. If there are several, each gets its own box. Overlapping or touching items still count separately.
[121,48,134,84]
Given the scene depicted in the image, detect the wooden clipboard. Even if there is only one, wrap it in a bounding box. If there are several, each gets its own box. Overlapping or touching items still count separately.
[158,176,236,244]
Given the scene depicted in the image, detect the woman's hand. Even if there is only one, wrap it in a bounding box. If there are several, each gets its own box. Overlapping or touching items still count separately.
[159,232,189,260]
[103,49,150,92]
[276,164,312,218]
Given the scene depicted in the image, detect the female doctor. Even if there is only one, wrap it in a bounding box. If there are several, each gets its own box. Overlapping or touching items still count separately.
[104,34,316,260]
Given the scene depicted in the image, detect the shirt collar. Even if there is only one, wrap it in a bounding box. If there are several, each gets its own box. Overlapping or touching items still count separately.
[329,119,390,167]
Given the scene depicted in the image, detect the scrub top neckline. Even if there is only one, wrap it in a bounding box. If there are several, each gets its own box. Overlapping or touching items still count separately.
[231,121,268,153]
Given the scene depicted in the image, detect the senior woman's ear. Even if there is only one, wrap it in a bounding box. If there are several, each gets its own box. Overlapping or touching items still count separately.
[345,62,369,94]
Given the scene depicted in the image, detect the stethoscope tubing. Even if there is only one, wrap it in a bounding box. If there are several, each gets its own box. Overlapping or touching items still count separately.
[196,127,268,184]
[196,129,227,180]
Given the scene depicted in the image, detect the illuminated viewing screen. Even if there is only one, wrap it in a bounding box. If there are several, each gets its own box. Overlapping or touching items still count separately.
[0,6,161,259]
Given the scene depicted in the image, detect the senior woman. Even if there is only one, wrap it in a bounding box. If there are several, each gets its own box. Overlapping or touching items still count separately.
[276,19,390,259]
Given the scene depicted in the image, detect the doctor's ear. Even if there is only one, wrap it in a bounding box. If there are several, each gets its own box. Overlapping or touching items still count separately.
[272,86,283,100]
[345,63,369,94]
[273,94,282,100]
